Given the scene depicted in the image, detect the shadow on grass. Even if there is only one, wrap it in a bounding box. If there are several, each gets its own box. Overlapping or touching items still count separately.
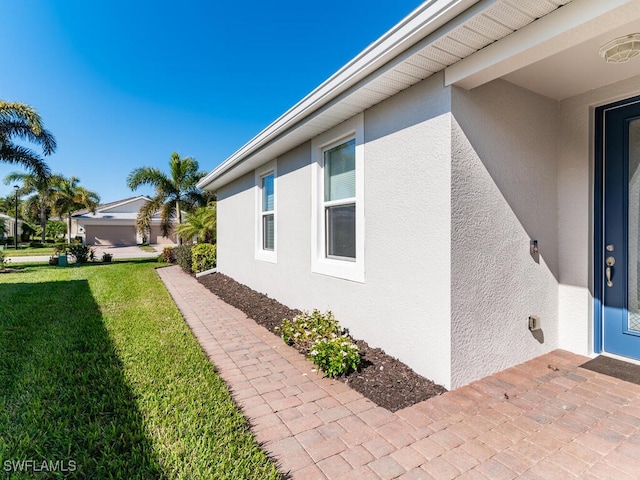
[0,279,163,478]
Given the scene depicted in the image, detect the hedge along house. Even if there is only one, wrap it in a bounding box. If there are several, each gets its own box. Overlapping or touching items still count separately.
[198,0,640,390]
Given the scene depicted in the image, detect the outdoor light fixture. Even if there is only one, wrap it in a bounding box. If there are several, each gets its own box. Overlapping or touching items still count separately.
[599,33,640,64]
[13,185,18,250]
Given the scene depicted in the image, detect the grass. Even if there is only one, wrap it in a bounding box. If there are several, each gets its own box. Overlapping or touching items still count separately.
[138,244,157,252]
[0,261,283,479]
[2,246,56,256]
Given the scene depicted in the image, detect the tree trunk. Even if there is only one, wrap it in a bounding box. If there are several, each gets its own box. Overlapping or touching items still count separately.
[40,203,46,243]
[67,214,72,243]
[176,199,182,245]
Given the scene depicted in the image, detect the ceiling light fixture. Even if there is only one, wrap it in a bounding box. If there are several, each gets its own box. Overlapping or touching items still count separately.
[599,33,640,64]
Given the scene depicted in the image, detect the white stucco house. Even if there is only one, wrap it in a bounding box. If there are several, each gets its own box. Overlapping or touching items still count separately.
[72,196,177,246]
[198,0,640,390]
[0,213,23,243]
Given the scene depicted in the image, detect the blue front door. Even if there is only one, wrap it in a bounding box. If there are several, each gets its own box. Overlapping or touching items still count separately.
[601,97,640,360]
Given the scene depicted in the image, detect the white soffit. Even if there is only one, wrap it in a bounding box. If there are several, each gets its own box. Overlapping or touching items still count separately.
[445,0,638,90]
[200,0,572,191]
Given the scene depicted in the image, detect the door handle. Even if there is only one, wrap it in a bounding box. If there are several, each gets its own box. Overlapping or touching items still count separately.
[606,256,616,287]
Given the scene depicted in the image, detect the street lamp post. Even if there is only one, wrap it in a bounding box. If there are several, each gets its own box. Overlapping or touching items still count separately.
[13,185,18,250]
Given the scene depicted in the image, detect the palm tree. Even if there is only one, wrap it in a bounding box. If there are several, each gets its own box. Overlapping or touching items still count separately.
[50,176,100,243]
[175,203,217,244]
[4,171,63,243]
[0,101,56,178]
[127,152,207,245]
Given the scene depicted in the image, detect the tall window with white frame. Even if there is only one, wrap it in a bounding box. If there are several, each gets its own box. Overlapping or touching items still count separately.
[261,172,275,251]
[324,139,356,259]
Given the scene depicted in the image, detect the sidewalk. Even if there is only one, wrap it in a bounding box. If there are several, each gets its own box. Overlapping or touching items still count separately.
[5,245,160,263]
[158,265,640,479]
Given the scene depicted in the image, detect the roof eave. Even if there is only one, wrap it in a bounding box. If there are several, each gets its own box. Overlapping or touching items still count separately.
[197,0,479,191]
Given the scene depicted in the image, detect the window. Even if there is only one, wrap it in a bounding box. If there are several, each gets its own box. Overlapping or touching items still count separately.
[311,114,364,282]
[255,161,277,262]
[324,139,356,259]
[261,173,275,250]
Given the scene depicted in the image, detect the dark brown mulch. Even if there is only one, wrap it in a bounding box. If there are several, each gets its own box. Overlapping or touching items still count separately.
[198,272,447,411]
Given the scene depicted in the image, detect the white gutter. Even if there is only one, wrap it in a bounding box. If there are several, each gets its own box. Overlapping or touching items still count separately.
[197,0,480,190]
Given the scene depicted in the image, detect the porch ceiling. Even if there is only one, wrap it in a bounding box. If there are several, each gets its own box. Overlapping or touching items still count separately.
[202,0,578,191]
[449,0,640,100]
[503,15,640,100]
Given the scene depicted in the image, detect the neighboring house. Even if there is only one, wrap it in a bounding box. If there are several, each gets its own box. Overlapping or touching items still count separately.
[73,196,177,246]
[198,0,640,390]
[0,213,23,242]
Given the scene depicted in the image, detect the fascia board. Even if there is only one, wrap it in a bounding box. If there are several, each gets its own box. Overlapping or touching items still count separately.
[197,0,479,190]
[444,0,635,89]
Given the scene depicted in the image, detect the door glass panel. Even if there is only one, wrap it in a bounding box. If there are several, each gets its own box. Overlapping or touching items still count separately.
[628,119,640,332]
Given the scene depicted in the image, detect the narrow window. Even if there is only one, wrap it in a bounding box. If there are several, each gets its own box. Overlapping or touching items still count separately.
[261,173,275,251]
[324,139,356,259]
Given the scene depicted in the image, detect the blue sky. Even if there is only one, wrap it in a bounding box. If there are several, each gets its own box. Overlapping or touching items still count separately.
[1,1,419,203]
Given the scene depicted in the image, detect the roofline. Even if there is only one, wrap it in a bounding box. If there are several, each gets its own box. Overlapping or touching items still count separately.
[197,0,479,190]
[99,195,152,212]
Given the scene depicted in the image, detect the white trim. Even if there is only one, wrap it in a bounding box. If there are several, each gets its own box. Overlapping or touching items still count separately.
[197,0,477,192]
[444,0,633,89]
[255,160,277,263]
[311,114,364,283]
[195,267,218,278]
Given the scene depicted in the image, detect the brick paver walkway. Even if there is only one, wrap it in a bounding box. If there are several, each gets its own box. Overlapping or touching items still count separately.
[158,265,640,479]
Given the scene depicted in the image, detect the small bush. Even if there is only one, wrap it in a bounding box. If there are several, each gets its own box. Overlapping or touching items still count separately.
[277,310,361,378]
[173,245,193,273]
[192,243,216,274]
[278,310,341,353]
[161,246,176,263]
[29,241,44,248]
[53,244,67,255]
[67,244,90,263]
[0,251,8,269]
[309,337,361,378]
[102,253,113,263]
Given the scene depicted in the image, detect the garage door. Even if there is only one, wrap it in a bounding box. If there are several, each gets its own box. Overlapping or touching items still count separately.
[149,225,176,245]
[85,225,137,246]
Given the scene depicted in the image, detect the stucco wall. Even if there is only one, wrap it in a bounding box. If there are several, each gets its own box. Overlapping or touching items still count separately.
[450,80,560,387]
[557,74,640,355]
[217,73,455,388]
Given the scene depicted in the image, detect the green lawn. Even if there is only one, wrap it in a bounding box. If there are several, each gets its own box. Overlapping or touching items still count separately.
[0,261,282,479]
[2,246,56,256]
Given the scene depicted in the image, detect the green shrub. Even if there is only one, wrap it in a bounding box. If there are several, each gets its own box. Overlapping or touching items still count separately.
[191,244,216,274]
[278,310,341,353]
[53,244,67,255]
[102,253,113,263]
[173,245,193,273]
[0,251,8,269]
[309,337,360,378]
[29,241,44,248]
[277,310,361,377]
[67,244,91,263]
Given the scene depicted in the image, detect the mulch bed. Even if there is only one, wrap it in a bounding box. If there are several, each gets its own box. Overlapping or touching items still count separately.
[198,273,447,411]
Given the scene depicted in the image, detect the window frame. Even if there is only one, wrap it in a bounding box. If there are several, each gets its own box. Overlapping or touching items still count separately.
[255,160,277,263]
[311,114,364,282]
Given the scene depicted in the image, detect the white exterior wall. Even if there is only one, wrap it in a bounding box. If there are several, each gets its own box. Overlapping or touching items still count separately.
[450,80,560,387]
[557,74,640,356]
[217,73,455,388]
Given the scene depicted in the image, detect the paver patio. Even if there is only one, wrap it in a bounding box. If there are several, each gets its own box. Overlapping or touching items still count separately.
[158,265,640,479]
